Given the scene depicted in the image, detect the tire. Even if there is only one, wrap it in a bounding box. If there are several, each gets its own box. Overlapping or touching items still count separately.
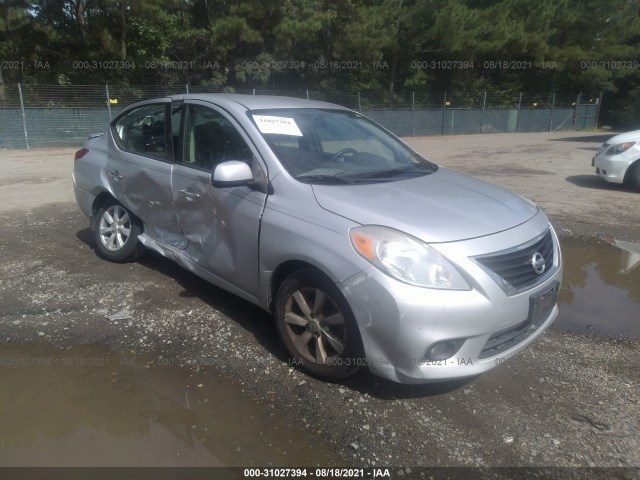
[628,161,640,191]
[275,269,365,380]
[93,201,144,262]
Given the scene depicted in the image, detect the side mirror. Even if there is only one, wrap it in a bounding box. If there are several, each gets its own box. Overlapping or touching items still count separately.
[212,160,254,188]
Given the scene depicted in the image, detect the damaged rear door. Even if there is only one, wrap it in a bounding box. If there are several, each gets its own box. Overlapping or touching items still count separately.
[171,101,267,297]
[108,99,184,246]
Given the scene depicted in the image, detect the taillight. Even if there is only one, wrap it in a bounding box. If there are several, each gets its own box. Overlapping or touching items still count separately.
[74,148,89,161]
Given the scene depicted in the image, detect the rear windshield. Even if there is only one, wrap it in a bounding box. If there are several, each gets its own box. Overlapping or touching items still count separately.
[249,108,437,185]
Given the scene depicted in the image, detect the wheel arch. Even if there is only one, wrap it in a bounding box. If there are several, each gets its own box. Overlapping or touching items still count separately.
[268,260,338,313]
[622,158,640,186]
[92,191,117,216]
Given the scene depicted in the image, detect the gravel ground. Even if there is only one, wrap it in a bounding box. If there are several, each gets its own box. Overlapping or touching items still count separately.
[0,131,639,472]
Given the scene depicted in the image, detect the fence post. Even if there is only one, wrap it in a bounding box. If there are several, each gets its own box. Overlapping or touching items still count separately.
[548,91,555,132]
[357,91,361,112]
[306,89,309,100]
[480,91,487,133]
[411,91,415,137]
[441,92,447,135]
[252,88,256,95]
[18,83,29,149]
[186,84,190,94]
[573,93,581,129]
[594,91,603,129]
[105,85,112,121]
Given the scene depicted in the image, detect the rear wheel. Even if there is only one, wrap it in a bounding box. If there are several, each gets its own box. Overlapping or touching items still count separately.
[275,269,365,380]
[93,201,144,262]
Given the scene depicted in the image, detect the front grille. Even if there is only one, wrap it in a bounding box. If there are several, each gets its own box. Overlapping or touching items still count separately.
[475,229,554,291]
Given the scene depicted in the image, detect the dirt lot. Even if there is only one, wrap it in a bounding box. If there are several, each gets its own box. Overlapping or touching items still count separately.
[0,131,639,472]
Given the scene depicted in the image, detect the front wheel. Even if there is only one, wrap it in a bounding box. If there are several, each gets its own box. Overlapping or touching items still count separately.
[275,269,365,380]
[628,161,640,191]
[93,201,144,262]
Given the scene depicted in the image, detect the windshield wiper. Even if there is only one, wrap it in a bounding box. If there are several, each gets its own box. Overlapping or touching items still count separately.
[351,167,430,180]
[297,174,356,184]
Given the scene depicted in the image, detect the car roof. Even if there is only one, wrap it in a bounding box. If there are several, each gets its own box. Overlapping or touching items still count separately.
[170,93,350,112]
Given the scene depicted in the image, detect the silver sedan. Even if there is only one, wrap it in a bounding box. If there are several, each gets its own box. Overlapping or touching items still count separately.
[73,94,562,383]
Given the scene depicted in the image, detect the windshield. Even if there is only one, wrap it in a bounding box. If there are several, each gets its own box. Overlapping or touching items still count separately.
[249,108,437,184]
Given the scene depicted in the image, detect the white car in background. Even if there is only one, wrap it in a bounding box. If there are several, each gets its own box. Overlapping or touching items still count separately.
[593,130,640,190]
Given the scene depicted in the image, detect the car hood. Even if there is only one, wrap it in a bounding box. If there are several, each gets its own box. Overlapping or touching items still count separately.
[605,130,640,145]
[312,168,539,243]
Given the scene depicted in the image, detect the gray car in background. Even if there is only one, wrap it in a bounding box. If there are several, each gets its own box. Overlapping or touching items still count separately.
[72,94,562,384]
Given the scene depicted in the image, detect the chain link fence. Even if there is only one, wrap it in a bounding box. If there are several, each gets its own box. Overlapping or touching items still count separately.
[0,84,602,149]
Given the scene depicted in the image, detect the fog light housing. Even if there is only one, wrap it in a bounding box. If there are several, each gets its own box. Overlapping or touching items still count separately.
[423,339,465,361]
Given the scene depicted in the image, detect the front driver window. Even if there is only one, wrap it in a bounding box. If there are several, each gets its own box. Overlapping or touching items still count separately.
[183,105,253,171]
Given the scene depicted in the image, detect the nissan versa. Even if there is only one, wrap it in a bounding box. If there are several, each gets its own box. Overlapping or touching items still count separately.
[72,94,562,384]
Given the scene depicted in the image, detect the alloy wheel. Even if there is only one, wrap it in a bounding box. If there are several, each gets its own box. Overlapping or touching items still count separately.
[98,204,132,252]
[283,287,347,365]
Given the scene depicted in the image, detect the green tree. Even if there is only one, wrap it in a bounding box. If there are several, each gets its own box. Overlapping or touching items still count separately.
[2,0,640,126]
[0,0,32,87]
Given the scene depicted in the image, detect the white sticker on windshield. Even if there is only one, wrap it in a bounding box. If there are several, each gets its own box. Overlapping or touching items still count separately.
[253,115,303,136]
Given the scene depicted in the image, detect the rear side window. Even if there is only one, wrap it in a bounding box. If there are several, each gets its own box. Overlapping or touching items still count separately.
[112,104,168,160]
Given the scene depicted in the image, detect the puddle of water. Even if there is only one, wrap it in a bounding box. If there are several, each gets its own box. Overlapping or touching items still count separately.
[0,345,337,467]
[554,236,640,337]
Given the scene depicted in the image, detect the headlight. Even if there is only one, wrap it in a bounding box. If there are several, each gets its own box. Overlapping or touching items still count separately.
[350,225,470,290]
[608,142,635,155]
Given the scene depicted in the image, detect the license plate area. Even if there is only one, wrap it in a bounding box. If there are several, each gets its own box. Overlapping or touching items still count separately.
[479,281,560,359]
[528,281,560,329]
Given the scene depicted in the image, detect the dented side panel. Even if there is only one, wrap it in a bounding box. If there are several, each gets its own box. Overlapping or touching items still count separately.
[106,128,184,247]
[172,164,265,296]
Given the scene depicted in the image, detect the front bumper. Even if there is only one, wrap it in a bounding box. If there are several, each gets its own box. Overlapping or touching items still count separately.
[339,213,562,384]
[593,153,633,184]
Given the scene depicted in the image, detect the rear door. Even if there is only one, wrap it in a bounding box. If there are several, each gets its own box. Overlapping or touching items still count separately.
[108,100,184,247]
[171,101,267,297]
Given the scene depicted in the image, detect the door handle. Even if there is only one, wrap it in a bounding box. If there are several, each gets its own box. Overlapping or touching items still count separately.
[109,169,123,180]
[179,188,200,200]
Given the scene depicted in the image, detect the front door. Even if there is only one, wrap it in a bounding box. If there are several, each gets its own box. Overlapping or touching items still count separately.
[172,102,267,297]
